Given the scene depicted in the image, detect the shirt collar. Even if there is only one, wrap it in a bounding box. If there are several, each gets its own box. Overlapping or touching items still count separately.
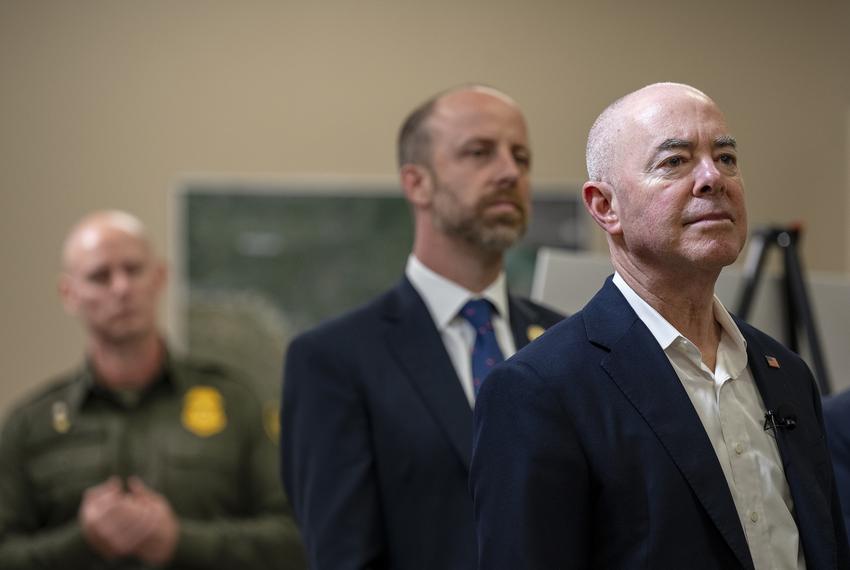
[612,271,747,361]
[70,350,175,411]
[712,295,749,379]
[613,272,680,349]
[405,254,509,330]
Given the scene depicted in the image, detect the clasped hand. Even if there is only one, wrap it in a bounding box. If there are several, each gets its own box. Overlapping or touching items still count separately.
[79,476,178,565]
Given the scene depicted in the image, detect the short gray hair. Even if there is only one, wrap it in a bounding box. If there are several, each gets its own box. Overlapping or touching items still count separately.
[585,94,628,183]
[397,95,440,169]
[586,82,710,183]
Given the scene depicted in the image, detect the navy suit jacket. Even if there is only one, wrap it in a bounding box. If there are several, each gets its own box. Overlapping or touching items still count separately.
[471,278,849,569]
[281,277,563,570]
[823,389,850,546]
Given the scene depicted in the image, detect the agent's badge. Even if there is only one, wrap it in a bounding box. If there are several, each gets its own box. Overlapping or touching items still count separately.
[527,325,546,342]
[52,401,71,433]
[182,387,227,437]
[263,401,280,443]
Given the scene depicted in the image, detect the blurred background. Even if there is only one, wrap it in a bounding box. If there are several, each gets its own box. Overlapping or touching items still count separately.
[2,1,849,415]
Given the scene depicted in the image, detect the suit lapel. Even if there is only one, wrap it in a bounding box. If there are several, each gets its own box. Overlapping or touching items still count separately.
[384,279,474,469]
[742,327,838,568]
[587,280,755,570]
[741,327,803,454]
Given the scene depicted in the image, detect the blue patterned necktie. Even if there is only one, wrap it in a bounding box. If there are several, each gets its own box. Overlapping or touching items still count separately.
[460,299,505,396]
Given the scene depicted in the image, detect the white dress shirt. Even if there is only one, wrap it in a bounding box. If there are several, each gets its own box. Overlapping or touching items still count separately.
[613,273,804,570]
[405,255,516,407]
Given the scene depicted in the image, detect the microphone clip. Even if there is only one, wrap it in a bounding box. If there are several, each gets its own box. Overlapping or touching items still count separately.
[763,408,797,433]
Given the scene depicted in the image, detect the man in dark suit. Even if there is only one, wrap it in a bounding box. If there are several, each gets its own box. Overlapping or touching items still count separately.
[281,85,563,569]
[471,83,850,569]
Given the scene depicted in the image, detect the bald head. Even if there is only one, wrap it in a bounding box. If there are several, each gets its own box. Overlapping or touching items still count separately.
[582,82,746,280]
[59,210,165,346]
[397,84,522,169]
[586,83,716,184]
[62,210,152,271]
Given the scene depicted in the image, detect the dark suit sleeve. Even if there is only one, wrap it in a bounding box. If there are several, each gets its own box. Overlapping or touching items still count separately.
[820,391,850,563]
[470,360,591,569]
[281,332,386,570]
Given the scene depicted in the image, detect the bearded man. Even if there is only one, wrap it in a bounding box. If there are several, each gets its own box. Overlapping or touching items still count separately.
[281,85,563,570]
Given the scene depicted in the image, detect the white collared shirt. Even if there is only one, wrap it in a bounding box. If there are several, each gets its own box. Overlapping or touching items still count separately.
[613,272,804,570]
[405,255,516,407]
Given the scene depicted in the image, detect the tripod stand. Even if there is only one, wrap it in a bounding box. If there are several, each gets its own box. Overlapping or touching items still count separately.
[735,225,832,395]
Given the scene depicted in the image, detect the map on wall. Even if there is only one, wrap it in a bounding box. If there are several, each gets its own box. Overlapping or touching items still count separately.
[174,179,585,398]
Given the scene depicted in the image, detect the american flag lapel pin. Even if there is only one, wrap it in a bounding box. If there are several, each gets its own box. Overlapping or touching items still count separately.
[765,355,780,369]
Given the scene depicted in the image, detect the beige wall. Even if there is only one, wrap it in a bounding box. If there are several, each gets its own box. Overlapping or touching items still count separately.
[2,1,849,416]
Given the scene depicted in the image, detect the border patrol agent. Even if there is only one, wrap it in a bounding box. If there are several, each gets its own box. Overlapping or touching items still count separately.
[0,210,305,569]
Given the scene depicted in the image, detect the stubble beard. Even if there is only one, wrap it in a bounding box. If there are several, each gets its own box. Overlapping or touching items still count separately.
[431,188,528,253]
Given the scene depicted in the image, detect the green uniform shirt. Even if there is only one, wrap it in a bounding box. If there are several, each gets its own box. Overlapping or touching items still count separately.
[0,354,306,570]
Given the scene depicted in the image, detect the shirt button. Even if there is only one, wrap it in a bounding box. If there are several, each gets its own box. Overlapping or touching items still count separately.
[735,443,744,455]
[750,511,759,523]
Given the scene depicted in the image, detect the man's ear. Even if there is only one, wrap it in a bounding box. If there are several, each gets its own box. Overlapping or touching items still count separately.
[400,164,433,208]
[582,181,622,236]
[153,260,168,295]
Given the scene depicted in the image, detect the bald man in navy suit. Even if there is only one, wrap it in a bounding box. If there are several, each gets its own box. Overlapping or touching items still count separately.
[472,83,849,569]
[281,85,563,570]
